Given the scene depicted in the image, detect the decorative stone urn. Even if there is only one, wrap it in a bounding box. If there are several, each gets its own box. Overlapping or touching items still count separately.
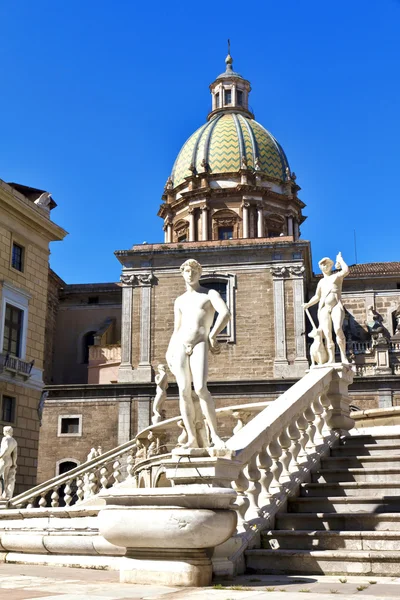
[98,484,237,586]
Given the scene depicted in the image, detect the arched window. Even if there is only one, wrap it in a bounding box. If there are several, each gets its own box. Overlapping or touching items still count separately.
[211,209,239,241]
[265,214,286,238]
[200,273,236,343]
[82,331,95,364]
[57,460,79,476]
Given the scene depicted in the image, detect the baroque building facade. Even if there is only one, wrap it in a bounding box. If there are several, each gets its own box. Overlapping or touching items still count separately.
[36,55,400,483]
[0,180,66,493]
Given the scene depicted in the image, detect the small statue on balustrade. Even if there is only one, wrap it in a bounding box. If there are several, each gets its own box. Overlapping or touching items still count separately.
[303,252,349,365]
[366,305,390,347]
[151,364,168,425]
[166,259,230,451]
[0,426,18,500]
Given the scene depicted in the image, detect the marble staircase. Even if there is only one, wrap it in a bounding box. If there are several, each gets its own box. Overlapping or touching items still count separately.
[246,431,400,576]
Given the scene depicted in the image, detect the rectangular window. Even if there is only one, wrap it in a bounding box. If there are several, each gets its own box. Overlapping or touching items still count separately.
[215,92,220,108]
[177,234,187,242]
[224,89,232,105]
[3,304,23,357]
[237,90,243,106]
[218,226,233,240]
[11,243,24,272]
[1,395,16,423]
[201,280,229,335]
[59,416,82,436]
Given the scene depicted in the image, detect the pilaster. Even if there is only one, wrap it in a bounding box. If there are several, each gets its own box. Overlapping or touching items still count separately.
[134,273,155,383]
[118,274,135,383]
[291,265,309,376]
[271,266,288,377]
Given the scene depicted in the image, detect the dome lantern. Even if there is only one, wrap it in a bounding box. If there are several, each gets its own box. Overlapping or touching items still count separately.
[208,45,253,120]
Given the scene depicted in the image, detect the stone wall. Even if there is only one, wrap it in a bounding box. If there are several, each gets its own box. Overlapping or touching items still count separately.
[37,400,121,483]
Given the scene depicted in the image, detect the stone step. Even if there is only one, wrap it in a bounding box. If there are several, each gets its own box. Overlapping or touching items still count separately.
[312,467,400,483]
[300,481,400,497]
[275,512,400,531]
[340,434,400,447]
[261,530,400,551]
[245,548,400,576]
[288,496,400,513]
[331,443,400,456]
[321,455,400,469]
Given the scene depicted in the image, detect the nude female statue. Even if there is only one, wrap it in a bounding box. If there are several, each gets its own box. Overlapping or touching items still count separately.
[166,259,230,449]
[303,252,349,364]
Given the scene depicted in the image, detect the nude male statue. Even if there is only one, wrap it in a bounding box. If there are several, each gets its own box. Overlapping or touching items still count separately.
[166,259,230,449]
[0,426,18,499]
[303,252,349,364]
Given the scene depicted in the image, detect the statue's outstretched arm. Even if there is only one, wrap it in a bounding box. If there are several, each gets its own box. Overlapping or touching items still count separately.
[336,252,349,278]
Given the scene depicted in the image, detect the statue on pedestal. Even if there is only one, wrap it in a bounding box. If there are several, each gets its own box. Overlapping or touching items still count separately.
[303,252,349,364]
[151,364,168,425]
[366,305,390,347]
[166,259,230,450]
[0,426,18,499]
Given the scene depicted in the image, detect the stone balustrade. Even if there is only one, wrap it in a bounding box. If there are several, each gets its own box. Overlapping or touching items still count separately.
[4,364,354,581]
[10,400,272,510]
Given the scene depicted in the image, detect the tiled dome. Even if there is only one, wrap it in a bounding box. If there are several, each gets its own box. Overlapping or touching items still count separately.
[171,112,290,188]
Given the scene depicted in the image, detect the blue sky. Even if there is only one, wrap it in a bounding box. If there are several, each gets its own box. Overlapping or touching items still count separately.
[1,0,399,283]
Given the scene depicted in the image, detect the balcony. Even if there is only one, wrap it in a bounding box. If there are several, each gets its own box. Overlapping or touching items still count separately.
[0,352,34,379]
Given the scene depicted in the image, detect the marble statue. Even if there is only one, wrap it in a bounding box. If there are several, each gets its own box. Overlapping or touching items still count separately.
[366,305,390,347]
[166,259,230,450]
[0,426,18,499]
[303,252,349,364]
[151,364,168,425]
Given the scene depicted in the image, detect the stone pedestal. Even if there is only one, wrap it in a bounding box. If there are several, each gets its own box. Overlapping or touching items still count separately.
[98,485,237,587]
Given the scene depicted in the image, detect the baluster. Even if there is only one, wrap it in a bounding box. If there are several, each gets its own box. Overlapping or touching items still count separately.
[257,444,273,509]
[64,481,73,506]
[76,476,84,502]
[243,454,261,521]
[113,460,122,485]
[38,493,47,508]
[88,470,98,497]
[287,421,301,470]
[100,465,109,489]
[268,435,283,494]
[26,502,33,509]
[296,414,309,461]
[312,396,325,443]
[320,392,333,435]
[278,428,292,482]
[231,468,249,531]
[304,405,317,452]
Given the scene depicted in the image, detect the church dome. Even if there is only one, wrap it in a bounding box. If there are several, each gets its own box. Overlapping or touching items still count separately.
[170,112,290,189]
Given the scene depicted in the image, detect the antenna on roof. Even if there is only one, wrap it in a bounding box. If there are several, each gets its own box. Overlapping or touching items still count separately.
[354,229,358,264]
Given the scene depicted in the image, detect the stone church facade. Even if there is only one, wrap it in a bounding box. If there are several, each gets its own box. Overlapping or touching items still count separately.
[37,54,400,483]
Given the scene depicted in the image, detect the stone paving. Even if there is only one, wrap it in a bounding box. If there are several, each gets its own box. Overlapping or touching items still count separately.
[2,565,400,600]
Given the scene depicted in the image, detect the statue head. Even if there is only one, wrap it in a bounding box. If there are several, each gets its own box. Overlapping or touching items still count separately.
[180,259,202,284]
[3,426,13,437]
[318,257,334,275]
